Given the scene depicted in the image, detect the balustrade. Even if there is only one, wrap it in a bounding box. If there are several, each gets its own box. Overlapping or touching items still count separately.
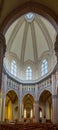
[22,85,35,96]
[38,77,52,91]
[7,77,19,91]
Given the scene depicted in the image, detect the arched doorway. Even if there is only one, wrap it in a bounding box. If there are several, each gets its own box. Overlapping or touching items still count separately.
[22,94,34,121]
[39,90,52,123]
[5,90,18,121]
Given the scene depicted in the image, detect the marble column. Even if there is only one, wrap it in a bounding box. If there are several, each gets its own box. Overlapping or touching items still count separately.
[18,84,22,121]
[22,103,24,119]
[34,84,39,122]
[18,100,20,121]
[55,71,58,122]
[52,74,58,123]
[1,73,7,121]
[12,103,14,120]
[34,100,39,122]
[1,94,6,121]
[0,32,6,90]
[42,102,46,123]
[57,94,58,122]
[0,94,2,121]
[18,87,20,121]
[33,103,35,118]
[19,102,22,121]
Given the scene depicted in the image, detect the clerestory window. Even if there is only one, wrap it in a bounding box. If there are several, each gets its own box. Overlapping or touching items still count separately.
[41,59,48,76]
[11,60,17,76]
[26,66,32,80]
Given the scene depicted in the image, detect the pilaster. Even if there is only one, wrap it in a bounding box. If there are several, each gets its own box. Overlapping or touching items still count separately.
[34,84,39,122]
[34,100,39,122]
[0,93,2,121]
[42,102,46,123]
[1,73,8,121]
[1,94,6,121]
[18,84,22,121]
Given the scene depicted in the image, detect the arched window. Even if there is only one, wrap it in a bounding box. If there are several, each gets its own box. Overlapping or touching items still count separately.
[11,60,17,76]
[41,59,48,76]
[26,66,32,80]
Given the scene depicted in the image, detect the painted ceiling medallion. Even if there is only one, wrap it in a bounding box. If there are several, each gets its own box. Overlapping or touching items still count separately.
[25,13,34,22]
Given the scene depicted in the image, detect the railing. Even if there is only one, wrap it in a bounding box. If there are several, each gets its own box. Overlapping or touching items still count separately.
[38,77,52,91]
[22,85,35,95]
[7,78,19,91]
[6,74,52,96]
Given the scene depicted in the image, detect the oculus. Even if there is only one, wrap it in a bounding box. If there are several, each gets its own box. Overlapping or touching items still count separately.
[25,13,34,22]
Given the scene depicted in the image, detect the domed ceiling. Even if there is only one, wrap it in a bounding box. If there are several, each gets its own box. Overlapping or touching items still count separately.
[5,13,56,64]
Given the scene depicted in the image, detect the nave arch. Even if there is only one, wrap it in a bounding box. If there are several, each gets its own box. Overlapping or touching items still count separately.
[0,2,58,34]
[39,90,52,123]
[5,90,18,121]
[22,94,34,120]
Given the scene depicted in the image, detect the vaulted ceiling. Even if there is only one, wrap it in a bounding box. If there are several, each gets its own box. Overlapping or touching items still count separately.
[5,13,56,64]
[0,0,58,68]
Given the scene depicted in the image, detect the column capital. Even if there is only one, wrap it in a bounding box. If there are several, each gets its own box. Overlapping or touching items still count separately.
[54,33,58,61]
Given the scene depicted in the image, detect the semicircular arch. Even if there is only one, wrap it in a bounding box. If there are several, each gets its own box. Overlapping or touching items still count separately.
[38,89,52,102]
[0,2,58,34]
